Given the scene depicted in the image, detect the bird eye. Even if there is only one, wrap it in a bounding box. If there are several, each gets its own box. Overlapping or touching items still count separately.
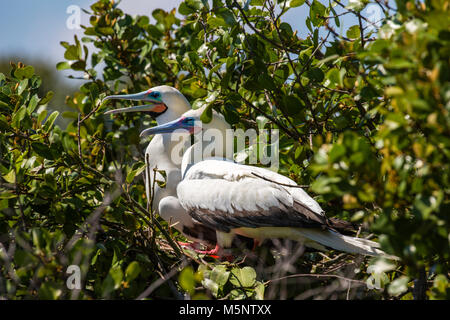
[148,92,160,99]
[183,117,195,124]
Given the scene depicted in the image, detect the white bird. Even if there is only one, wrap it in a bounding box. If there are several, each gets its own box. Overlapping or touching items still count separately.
[140,106,398,259]
[103,86,251,251]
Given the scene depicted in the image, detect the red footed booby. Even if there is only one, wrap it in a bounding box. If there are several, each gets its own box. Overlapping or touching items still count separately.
[140,106,399,260]
[103,86,252,252]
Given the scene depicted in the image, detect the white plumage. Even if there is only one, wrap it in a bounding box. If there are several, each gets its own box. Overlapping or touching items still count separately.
[104,86,222,246]
[179,159,324,215]
[143,106,399,260]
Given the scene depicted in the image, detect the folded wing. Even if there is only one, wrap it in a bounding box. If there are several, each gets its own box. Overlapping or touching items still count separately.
[177,160,329,233]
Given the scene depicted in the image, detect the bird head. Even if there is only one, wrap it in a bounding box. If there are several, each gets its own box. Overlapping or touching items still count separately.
[139,116,200,137]
[139,106,230,138]
[103,85,191,124]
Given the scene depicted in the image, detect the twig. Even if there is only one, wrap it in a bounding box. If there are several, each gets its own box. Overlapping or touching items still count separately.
[74,155,183,258]
[127,196,184,258]
[241,94,301,142]
[413,267,428,300]
[79,101,103,124]
[358,15,365,48]
[346,281,351,300]
[77,114,82,159]
[264,273,365,285]
[250,172,309,188]
[150,167,159,222]
[296,31,331,78]
[232,1,292,53]
[145,153,151,212]
[136,259,189,300]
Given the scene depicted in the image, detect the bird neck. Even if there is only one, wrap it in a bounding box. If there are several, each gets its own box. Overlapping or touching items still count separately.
[147,133,190,169]
[149,108,193,168]
[181,130,234,177]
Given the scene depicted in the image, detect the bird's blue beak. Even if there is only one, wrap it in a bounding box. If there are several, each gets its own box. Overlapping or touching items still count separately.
[140,117,198,137]
[103,90,166,116]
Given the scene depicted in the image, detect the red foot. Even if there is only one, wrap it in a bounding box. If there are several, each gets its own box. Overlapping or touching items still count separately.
[178,241,195,249]
[197,244,235,261]
[195,243,220,255]
[178,241,220,259]
[178,242,234,261]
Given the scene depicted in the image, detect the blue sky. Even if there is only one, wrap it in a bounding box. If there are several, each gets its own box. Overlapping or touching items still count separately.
[0,1,373,81]
[0,1,182,62]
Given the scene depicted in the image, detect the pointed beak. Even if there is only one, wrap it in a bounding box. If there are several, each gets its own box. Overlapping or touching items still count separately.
[103,91,166,116]
[103,91,149,102]
[140,117,193,138]
[104,104,162,115]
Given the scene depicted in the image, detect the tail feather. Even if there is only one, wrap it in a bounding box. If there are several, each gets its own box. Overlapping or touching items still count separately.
[327,217,359,235]
[296,228,399,260]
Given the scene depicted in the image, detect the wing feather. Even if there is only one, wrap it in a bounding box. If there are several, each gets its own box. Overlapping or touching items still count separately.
[177,160,328,233]
[183,160,324,215]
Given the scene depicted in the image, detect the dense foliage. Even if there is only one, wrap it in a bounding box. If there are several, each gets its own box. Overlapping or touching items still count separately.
[0,0,448,299]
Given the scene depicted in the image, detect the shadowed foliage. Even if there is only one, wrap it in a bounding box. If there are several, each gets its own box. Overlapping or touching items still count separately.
[0,0,448,300]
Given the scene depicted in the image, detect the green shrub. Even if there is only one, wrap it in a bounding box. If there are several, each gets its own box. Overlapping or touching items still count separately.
[0,0,448,299]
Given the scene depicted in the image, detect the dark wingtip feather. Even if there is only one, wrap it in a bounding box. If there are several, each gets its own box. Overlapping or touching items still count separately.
[326,217,360,235]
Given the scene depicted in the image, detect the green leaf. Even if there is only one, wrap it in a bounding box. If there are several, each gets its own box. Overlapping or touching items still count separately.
[330,5,340,27]
[42,111,59,132]
[325,68,342,88]
[329,144,346,162]
[200,104,213,123]
[388,276,410,296]
[38,282,62,300]
[70,61,86,71]
[126,163,146,184]
[125,261,141,282]
[64,46,80,60]
[207,16,228,28]
[137,15,150,28]
[101,265,123,297]
[179,2,194,15]
[56,62,71,70]
[109,265,124,290]
[432,274,449,295]
[346,25,361,39]
[14,66,35,80]
[346,0,366,11]
[230,267,257,288]
[32,229,43,250]
[385,59,415,69]
[37,109,47,125]
[254,282,265,300]
[282,95,304,116]
[31,142,54,160]
[2,170,16,184]
[39,91,54,105]
[310,0,326,26]
[210,265,230,286]
[27,94,39,114]
[202,278,219,297]
[62,111,79,119]
[18,79,28,95]
[216,8,236,26]
[306,67,324,82]
[0,192,17,199]
[12,105,27,128]
[97,27,114,36]
[286,0,305,8]
[179,266,196,295]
